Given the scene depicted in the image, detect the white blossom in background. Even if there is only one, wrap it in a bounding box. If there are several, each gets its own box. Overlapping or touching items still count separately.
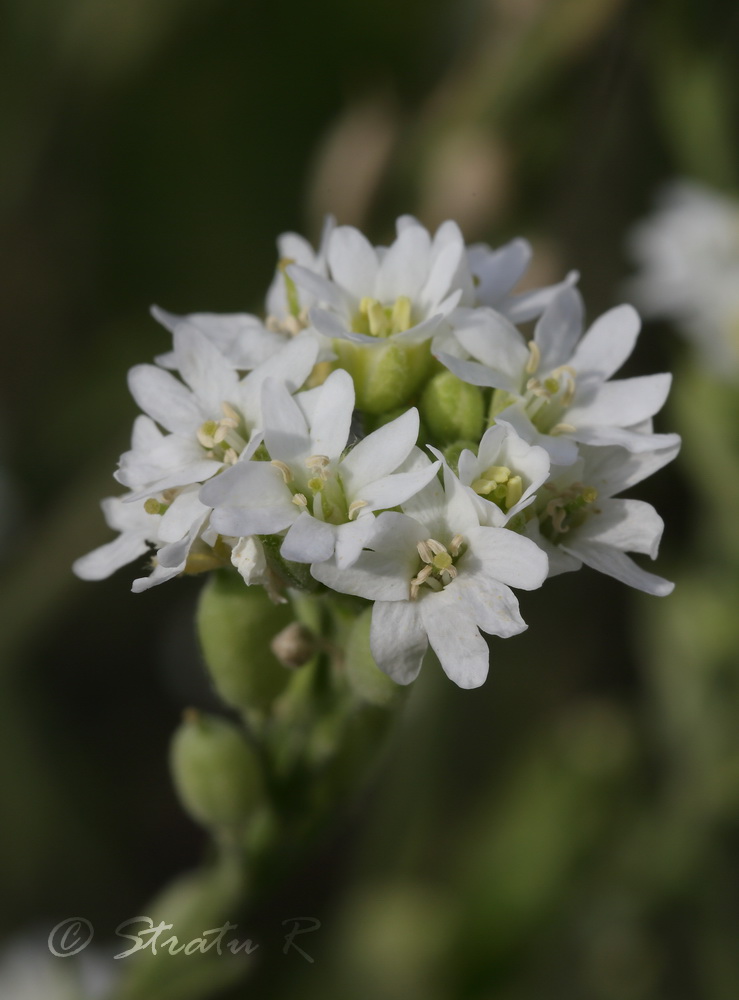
[0,937,115,1000]
[75,213,679,688]
[627,180,739,378]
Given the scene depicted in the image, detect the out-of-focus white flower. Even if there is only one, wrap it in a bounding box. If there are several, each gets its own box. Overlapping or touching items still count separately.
[524,440,680,595]
[312,465,548,688]
[0,936,115,1000]
[438,286,680,464]
[627,181,739,377]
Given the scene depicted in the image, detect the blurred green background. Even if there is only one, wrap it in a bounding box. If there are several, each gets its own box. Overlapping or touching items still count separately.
[2,0,739,997]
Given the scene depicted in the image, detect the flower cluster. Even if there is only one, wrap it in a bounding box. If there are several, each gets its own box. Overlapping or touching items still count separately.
[75,216,679,688]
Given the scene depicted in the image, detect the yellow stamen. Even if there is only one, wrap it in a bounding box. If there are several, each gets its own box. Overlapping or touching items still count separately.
[505,475,523,508]
[271,460,293,484]
[525,340,541,375]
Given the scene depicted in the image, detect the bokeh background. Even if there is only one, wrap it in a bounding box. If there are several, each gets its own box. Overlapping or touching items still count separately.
[2,0,739,997]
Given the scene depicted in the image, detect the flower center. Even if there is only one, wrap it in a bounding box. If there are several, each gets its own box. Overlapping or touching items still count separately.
[410,534,465,600]
[276,454,350,526]
[522,365,577,435]
[196,403,248,465]
[539,481,598,543]
[351,296,414,338]
[470,464,523,511]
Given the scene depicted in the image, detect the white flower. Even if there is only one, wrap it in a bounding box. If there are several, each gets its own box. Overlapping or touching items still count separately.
[524,440,680,595]
[200,368,440,568]
[0,936,115,1000]
[627,180,739,378]
[151,306,292,372]
[438,286,679,463]
[454,422,551,526]
[118,327,318,498]
[312,465,548,688]
[291,217,473,348]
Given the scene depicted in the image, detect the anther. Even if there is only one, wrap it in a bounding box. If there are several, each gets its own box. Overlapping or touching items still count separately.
[271,460,293,484]
[525,340,541,375]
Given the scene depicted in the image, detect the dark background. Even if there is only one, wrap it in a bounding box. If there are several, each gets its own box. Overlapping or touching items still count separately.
[2,0,739,997]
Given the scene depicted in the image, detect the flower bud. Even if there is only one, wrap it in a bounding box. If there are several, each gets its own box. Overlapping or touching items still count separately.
[345,607,406,708]
[333,339,432,414]
[170,712,263,829]
[419,371,484,444]
[197,570,294,712]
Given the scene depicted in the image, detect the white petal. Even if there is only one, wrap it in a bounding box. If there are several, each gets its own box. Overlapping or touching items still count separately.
[569,304,641,379]
[123,461,223,501]
[261,377,310,466]
[131,415,163,451]
[128,365,204,434]
[391,312,446,344]
[360,462,441,513]
[570,425,681,454]
[533,286,584,372]
[419,237,466,310]
[157,511,209,567]
[470,238,531,305]
[455,308,529,381]
[73,532,151,581]
[574,498,664,557]
[159,489,211,543]
[376,225,431,301]
[435,352,509,390]
[281,512,337,564]
[334,517,378,569]
[562,540,674,596]
[576,440,681,497]
[419,593,491,688]
[311,511,423,600]
[237,334,319,429]
[340,408,420,495]
[502,270,579,323]
[308,368,354,461]
[569,373,673,428]
[327,226,379,299]
[370,601,427,684]
[131,561,183,593]
[445,573,527,638]
[464,524,549,590]
[172,326,238,409]
[200,462,297,536]
[287,264,349,311]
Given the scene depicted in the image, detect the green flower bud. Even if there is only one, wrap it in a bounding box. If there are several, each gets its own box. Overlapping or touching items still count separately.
[170,712,263,829]
[419,371,484,444]
[332,339,432,415]
[345,608,406,708]
[197,570,295,712]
